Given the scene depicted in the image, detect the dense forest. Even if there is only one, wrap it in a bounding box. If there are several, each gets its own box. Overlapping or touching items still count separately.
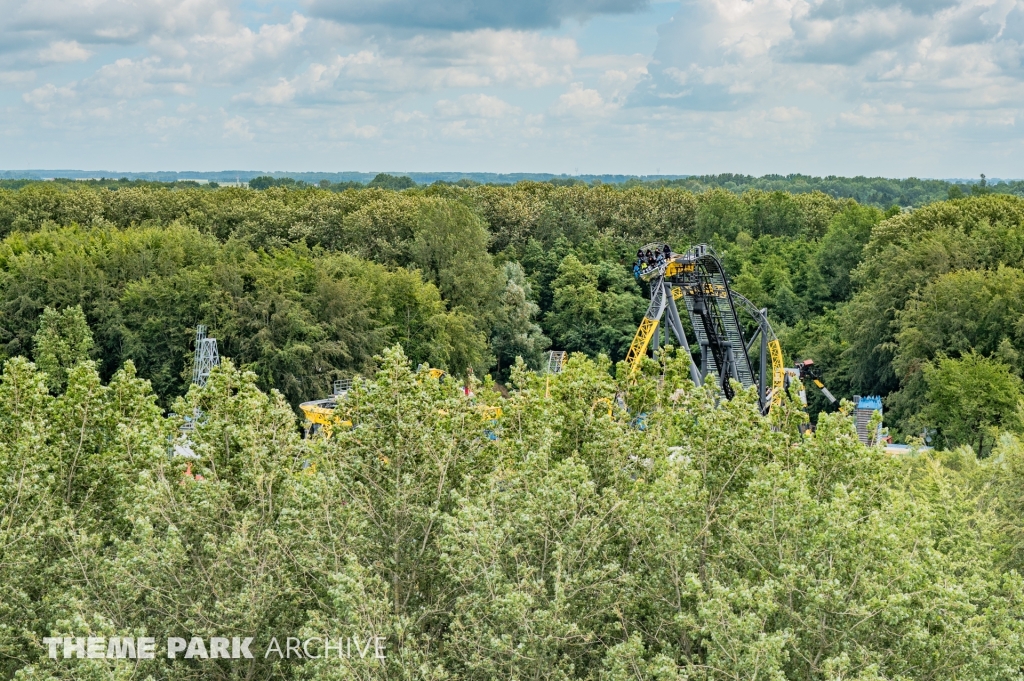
[2,180,1024,448]
[6,172,1023,208]
[5,180,1024,678]
[245,172,1024,207]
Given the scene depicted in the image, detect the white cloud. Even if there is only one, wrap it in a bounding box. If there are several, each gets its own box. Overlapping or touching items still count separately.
[400,30,578,88]
[393,109,427,123]
[22,82,76,111]
[0,0,230,58]
[247,78,297,105]
[229,28,579,108]
[38,40,91,63]
[0,70,35,84]
[233,50,404,105]
[223,114,253,140]
[2,0,1024,176]
[339,121,381,138]
[82,57,192,99]
[435,93,520,118]
[637,0,1024,114]
[553,82,612,116]
[185,13,308,80]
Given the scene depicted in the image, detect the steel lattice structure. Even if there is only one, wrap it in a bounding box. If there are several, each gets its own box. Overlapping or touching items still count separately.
[626,243,785,413]
[191,325,220,387]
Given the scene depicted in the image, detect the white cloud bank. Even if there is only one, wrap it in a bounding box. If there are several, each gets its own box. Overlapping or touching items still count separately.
[0,0,1021,175]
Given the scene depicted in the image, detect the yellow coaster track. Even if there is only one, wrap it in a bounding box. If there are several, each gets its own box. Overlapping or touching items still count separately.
[626,318,660,375]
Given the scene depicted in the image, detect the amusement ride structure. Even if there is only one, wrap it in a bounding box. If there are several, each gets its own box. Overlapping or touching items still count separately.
[626,242,786,413]
[171,325,221,459]
[295,241,863,439]
[300,378,354,438]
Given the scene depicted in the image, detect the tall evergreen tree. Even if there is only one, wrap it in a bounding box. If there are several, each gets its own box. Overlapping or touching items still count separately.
[490,262,549,375]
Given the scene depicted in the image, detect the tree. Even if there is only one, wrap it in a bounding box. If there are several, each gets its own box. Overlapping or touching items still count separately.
[545,254,645,361]
[813,203,881,303]
[489,262,549,376]
[409,198,503,329]
[972,173,991,196]
[4,346,1024,680]
[838,194,1024,419]
[249,175,278,189]
[369,173,416,190]
[922,351,1023,455]
[32,305,94,393]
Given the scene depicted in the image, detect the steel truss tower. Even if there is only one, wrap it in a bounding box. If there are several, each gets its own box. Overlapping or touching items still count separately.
[191,325,220,387]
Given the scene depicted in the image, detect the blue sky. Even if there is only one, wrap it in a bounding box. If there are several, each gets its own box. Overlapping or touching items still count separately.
[1,0,1022,176]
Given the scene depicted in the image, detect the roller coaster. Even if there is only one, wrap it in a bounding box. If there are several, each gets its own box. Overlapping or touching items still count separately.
[627,243,785,413]
[297,242,820,435]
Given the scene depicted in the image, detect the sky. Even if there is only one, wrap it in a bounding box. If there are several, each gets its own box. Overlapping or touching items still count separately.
[0,0,1022,177]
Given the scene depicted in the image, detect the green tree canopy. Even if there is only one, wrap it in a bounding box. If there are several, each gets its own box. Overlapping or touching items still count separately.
[922,351,1023,454]
[368,173,416,190]
[545,254,645,360]
[5,181,1024,442]
[32,304,94,393]
[3,348,1024,680]
[490,261,549,376]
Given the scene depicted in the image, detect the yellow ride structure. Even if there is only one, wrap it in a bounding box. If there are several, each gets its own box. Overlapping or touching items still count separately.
[299,378,354,438]
[299,370,503,438]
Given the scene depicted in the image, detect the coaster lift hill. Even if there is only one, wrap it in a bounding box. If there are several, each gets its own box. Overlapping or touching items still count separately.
[625,243,787,413]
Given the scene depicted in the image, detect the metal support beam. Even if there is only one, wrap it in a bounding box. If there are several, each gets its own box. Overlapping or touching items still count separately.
[192,325,220,387]
[745,326,762,355]
[663,283,703,386]
[759,329,768,410]
[721,343,741,391]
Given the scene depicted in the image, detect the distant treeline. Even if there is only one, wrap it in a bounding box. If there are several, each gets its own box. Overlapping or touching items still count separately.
[0,177,224,191]
[655,173,1024,208]
[248,173,419,191]
[229,174,1024,208]
[4,173,1022,209]
[4,179,1024,450]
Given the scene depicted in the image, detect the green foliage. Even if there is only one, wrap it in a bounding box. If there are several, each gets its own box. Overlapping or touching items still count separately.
[814,203,881,304]
[921,352,1023,453]
[249,175,310,190]
[3,349,1023,680]
[5,176,1024,680]
[838,194,1024,434]
[4,181,1024,445]
[653,173,1024,208]
[490,261,549,376]
[32,305,94,392]
[368,173,416,190]
[545,254,645,361]
[410,198,502,323]
[0,224,482,408]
